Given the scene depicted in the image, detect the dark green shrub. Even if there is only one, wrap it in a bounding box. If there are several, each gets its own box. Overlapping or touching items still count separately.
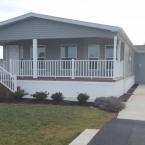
[12,89,25,100]
[51,92,64,102]
[94,97,125,113]
[32,91,48,100]
[77,93,90,103]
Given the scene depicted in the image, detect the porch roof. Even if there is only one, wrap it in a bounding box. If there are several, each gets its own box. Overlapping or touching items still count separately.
[0,12,120,32]
[0,12,133,48]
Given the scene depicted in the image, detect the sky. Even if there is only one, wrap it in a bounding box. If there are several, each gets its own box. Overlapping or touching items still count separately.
[0,0,145,58]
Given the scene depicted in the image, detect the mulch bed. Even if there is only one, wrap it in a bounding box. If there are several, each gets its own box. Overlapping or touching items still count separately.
[0,97,94,107]
[119,84,138,102]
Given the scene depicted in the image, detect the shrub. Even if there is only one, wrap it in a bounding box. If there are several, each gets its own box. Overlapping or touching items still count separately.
[94,97,125,113]
[51,92,64,102]
[32,91,48,100]
[12,89,25,100]
[77,93,90,103]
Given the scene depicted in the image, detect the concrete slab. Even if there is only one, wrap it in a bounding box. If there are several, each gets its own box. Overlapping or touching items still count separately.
[134,85,145,95]
[69,129,99,145]
[118,85,145,121]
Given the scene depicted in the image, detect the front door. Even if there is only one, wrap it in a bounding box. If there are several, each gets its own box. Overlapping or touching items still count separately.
[6,45,19,60]
[135,53,145,84]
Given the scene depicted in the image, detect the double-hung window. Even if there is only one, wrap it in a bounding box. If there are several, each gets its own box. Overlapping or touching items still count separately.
[105,45,113,60]
[61,44,77,60]
[88,44,100,60]
[60,44,77,69]
[37,46,46,60]
[105,45,113,70]
[88,44,100,69]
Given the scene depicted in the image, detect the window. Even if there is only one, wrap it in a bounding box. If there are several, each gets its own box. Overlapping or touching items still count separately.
[61,44,77,59]
[37,46,46,60]
[30,45,46,60]
[105,45,113,60]
[19,46,24,60]
[88,44,100,70]
[88,44,100,60]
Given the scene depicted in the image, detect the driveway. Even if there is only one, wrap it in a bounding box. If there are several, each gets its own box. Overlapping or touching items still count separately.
[88,119,145,145]
[88,85,145,145]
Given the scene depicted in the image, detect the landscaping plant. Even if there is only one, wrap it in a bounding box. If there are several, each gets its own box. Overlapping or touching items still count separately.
[51,92,64,102]
[77,93,90,103]
[94,97,125,113]
[12,89,25,100]
[32,91,48,100]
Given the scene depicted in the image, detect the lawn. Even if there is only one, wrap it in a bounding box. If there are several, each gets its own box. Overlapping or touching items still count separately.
[0,103,114,145]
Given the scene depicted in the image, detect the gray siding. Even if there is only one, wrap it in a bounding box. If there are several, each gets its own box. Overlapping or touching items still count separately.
[4,38,113,60]
[0,17,114,41]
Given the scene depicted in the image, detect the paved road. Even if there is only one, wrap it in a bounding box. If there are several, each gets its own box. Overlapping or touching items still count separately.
[88,119,145,145]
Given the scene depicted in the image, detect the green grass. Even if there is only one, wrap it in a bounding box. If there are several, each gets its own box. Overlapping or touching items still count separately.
[0,103,114,145]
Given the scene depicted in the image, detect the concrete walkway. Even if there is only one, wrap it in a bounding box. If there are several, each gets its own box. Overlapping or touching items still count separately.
[69,129,99,145]
[118,85,145,121]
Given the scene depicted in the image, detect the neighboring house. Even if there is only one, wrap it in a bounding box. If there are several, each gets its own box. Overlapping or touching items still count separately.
[134,45,145,84]
[0,13,135,101]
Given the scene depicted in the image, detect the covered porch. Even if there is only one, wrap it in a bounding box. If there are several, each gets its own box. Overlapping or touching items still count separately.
[0,36,124,80]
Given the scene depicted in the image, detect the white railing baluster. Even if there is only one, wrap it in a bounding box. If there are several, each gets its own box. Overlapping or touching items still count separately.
[0,66,17,92]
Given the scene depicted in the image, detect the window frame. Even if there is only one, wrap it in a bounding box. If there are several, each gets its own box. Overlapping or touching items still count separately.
[60,44,77,60]
[37,45,46,60]
[105,45,114,60]
[88,44,100,60]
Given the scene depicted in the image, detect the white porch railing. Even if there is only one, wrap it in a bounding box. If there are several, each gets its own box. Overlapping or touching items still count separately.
[10,60,33,76]
[8,59,114,78]
[0,65,17,92]
[0,59,9,71]
[0,59,124,79]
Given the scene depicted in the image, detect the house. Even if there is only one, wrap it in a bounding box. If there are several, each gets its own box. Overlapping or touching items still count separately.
[0,12,135,101]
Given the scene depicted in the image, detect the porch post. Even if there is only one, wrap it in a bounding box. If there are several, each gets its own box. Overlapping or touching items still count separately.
[33,39,38,78]
[113,35,117,79]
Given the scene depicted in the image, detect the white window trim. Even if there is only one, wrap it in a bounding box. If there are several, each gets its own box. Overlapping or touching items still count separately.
[105,45,113,60]
[88,44,100,60]
[60,43,77,59]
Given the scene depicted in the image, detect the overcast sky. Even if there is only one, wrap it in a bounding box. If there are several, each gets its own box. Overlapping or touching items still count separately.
[0,0,145,58]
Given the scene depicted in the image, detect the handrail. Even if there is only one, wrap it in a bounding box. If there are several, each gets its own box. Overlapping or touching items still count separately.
[0,66,17,92]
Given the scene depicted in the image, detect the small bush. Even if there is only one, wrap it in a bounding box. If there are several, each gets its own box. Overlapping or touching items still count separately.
[51,92,64,102]
[94,97,125,113]
[32,91,48,100]
[12,89,25,100]
[77,93,90,103]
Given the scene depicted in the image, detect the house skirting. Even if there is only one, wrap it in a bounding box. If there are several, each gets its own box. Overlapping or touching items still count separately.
[17,76,135,101]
